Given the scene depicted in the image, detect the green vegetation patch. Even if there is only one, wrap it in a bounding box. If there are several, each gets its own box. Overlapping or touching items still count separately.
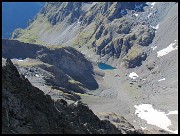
[14,18,52,45]
[14,59,45,67]
[72,22,96,47]
[68,79,81,85]
[123,45,142,61]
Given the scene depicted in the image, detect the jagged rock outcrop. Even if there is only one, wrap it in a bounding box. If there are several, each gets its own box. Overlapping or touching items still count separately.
[11,2,156,68]
[2,58,122,134]
[11,2,176,68]
[122,45,147,68]
[40,2,82,25]
[97,112,144,134]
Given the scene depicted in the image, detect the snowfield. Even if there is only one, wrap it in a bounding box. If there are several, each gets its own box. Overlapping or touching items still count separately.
[157,40,178,57]
[134,104,178,134]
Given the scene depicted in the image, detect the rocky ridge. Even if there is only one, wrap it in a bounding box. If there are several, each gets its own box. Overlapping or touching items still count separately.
[2,39,98,92]
[2,58,144,134]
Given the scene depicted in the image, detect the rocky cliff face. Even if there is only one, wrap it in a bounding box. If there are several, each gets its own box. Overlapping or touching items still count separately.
[12,2,166,68]
[2,58,144,134]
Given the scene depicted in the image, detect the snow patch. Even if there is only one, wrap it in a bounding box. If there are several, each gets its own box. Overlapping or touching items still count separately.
[155,24,159,29]
[151,46,157,50]
[14,58,24,61]
[150,24,159,30]
[74,101,79,107]
[129,72,138,79]
[151,2,156,8]
[151,2,156,6]
[141,127,146,130]
[166,111,178,115]
[134,104,178,134]
[158,78,165,82]
[148,13,152,18]
[157,41,178,57]
[35,74,40,77]
[134,13,138,17]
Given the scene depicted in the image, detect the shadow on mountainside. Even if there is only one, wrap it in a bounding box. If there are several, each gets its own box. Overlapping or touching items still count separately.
[2,39,99,91]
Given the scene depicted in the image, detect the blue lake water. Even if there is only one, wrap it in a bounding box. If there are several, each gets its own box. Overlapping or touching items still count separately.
[98,63,116,70]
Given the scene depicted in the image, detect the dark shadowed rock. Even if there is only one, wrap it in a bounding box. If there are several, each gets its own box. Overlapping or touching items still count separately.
[2,59,121,134]
[2,39,99,91]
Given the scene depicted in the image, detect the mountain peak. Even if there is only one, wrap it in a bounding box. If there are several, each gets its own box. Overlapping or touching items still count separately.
[4,58,20,78]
